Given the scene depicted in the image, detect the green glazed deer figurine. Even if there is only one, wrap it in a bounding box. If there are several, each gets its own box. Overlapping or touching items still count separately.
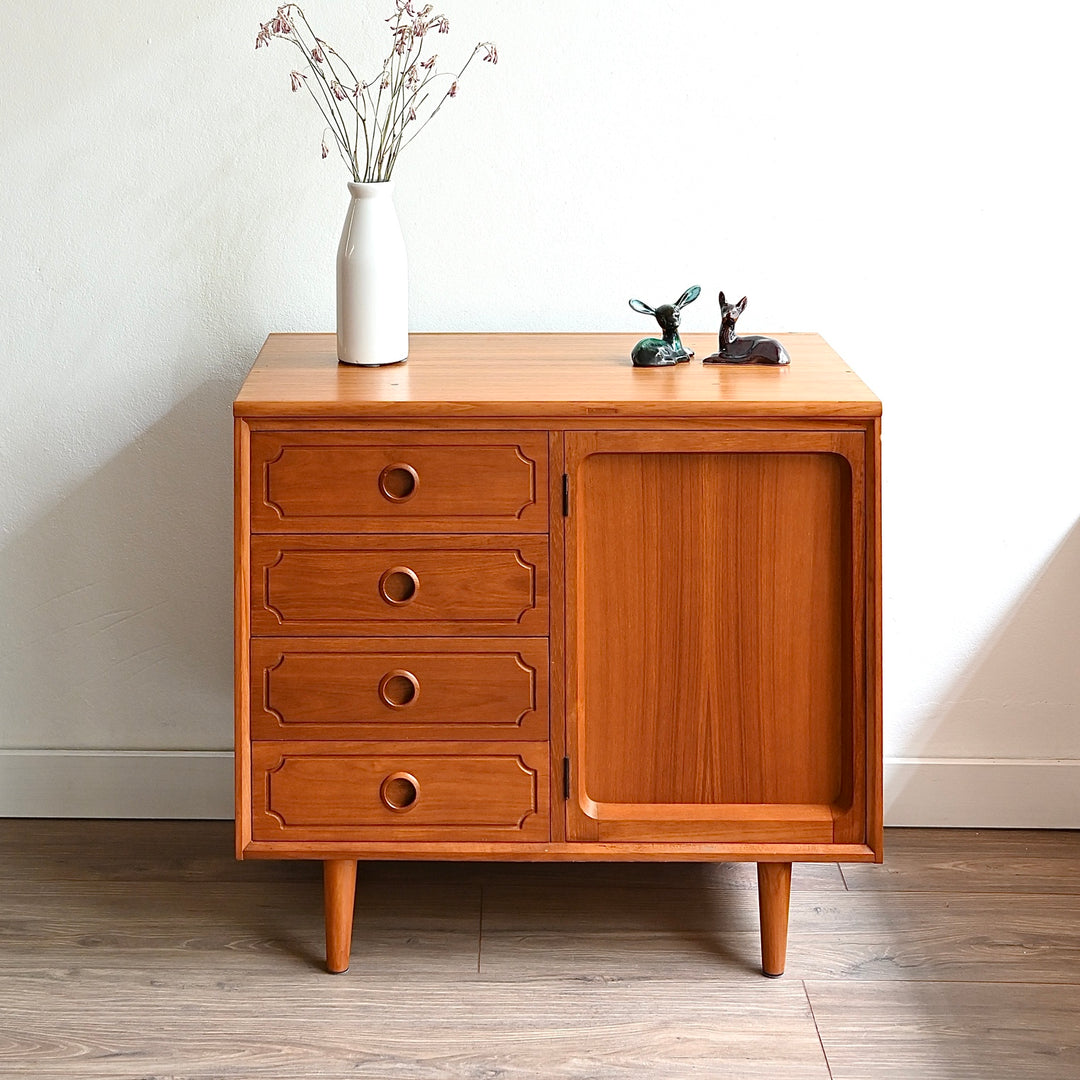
[629,286,701,367]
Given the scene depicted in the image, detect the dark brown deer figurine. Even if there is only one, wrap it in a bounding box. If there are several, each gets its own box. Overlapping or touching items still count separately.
[703,292,790,366]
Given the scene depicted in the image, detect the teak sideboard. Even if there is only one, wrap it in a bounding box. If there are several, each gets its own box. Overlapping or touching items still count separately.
[234,332,882,976]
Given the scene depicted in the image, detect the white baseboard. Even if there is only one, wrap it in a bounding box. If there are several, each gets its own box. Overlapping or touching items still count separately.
[884,757,1080,828]
[0,750,233,819]
[1,751,1077,827]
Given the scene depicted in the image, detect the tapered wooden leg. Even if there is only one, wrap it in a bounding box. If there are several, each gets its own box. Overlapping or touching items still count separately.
[757,861,792,977]
[323,859,357,974]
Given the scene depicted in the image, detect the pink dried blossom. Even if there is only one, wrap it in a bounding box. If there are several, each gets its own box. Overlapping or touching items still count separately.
[435,16,450,33]
[289,70,306,91]
[310,44,324,62]
[331,80,347,100]
[321,136,329,159]
[481,42,498,64]
[420,54,437,70]
[449,80,457,97]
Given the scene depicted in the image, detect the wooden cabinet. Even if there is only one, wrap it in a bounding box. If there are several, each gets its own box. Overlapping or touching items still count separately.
[234,332,882,977]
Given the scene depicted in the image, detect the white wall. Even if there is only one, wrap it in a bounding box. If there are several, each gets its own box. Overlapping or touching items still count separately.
[2,0,1078,823]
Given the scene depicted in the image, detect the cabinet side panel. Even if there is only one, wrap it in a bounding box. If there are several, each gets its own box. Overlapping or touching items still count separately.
[580,451,851,807]
[868,418,884,858]
[234,418,252,856]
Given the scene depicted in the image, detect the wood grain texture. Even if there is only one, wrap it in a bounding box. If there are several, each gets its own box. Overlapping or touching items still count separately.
[233,333,881,419]
[547,431,567,844]
[577,448,849,804]
[0,879,482,974]
[239,841,877,860]
[0,973,830,1079]
[842,827,1080,893]
[564,430,869,846]
[0,820,847,888]
[250,637,549,742]
[479,883,1080,982]
[0,819,314,882]
[323,858,356,973]
[233,335,883,975]
[252,741,549,842]
[234,418,252,856]
[866,414,884,857]
[758,862,792,976]
[250,533,548,637]
[473,857,848,893]
[251,429,548,534]
[806,981,1080,1080]
[2,824,1078,1078]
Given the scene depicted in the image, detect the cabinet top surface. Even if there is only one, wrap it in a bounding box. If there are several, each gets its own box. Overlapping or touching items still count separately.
[233,333,881,418]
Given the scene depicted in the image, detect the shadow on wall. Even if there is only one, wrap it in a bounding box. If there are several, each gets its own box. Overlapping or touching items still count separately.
[885,518,1080,826]
[0,379,240,751]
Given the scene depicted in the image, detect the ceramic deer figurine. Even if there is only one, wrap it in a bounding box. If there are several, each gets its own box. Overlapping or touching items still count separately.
[703,292,790,366]
[628,286,701,367]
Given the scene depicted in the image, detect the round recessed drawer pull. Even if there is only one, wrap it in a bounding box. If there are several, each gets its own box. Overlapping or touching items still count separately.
[379,669,419,708]
[379,566,419,605]
[380,771,420,812]
[378,463,418,502]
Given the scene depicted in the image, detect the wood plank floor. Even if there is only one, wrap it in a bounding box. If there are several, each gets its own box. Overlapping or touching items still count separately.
[0,823,1078,1078]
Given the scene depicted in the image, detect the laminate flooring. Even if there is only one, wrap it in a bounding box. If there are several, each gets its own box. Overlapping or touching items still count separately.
[1,822,1078,1078]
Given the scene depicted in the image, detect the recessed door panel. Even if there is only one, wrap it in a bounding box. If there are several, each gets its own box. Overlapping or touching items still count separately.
[565,430,867,844]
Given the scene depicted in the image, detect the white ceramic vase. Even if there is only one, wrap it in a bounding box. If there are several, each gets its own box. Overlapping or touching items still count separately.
[336,180,409,366]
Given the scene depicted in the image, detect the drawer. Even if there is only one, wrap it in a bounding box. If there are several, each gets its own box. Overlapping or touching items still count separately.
[251,742,549,842]
[250,638,549,741]
[251,535,548,636]
[250,431,548,534]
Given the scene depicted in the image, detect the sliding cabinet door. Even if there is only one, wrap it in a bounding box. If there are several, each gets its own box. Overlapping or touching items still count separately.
[564,430,869,846]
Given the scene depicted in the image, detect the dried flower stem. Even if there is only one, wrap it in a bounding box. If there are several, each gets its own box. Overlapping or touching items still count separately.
[256,2,496,182]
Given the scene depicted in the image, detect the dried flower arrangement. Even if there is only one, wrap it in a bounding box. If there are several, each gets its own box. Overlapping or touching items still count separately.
[256,2,497,182]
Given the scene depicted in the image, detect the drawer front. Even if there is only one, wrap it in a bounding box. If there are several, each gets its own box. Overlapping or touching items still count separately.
[250,431,548,534]
[251,742,549,841]
[251,535,548,636]
[250,638,549,741]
